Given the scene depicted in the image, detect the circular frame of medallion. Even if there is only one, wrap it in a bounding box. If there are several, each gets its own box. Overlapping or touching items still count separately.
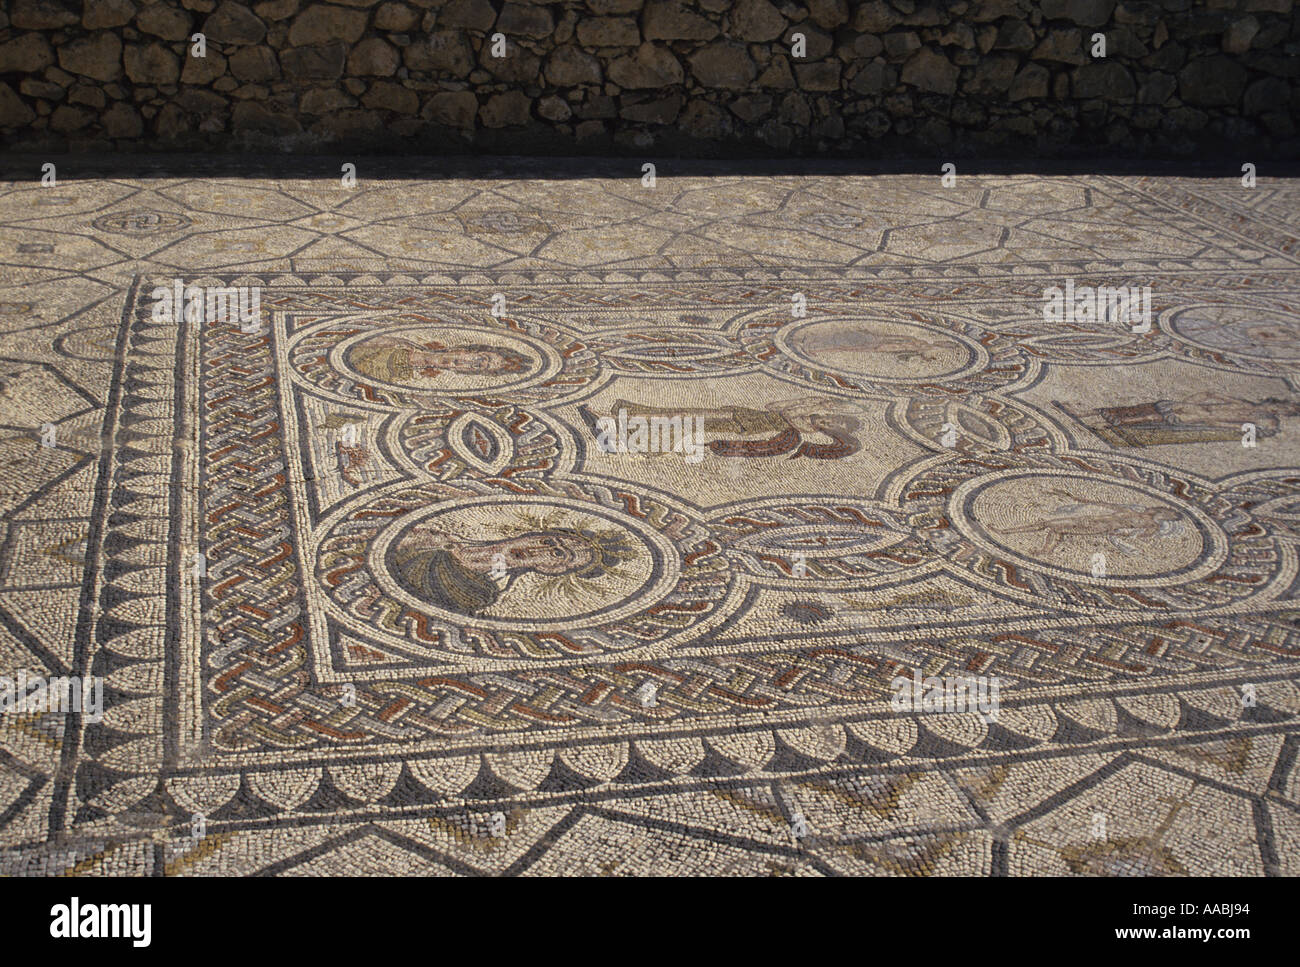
[372,494,677,631]
[735,307,1020,400]
[313,479,731,656]
[91,210,193,235]
[947,468,1228,588]
[1163,302,1300,365]
[898,452,1282,612]
[332,322,560,396]
[287,312,603,409]
[775,315,983,383]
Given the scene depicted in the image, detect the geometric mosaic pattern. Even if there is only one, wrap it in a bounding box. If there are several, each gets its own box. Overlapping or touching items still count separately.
[1,162,1298,875]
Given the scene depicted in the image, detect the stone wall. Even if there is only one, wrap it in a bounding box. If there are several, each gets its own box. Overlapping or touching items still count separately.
[0,0,1296,157]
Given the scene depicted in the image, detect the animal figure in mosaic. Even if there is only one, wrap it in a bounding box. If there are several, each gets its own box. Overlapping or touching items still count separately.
[581,394,865,460]
[990,489,1183,556]
[1064,392,1300,447]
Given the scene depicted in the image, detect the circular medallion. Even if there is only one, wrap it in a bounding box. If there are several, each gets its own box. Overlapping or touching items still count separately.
[952,471,1219,584]
[777,316,975,382]
[337,324,553,395]
[376,497,670,629]
[898,453,1282,611]
[289,314,600,409]
[737,309,1016,399]
[1168,304,1300,362]
[91,210,192,235]
[315,484,728,656]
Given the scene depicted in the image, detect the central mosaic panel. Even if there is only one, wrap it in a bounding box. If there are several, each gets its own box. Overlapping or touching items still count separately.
[90,272,1300,794]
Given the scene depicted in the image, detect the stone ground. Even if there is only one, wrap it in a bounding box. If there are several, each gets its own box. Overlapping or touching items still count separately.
[0,158,1298,876]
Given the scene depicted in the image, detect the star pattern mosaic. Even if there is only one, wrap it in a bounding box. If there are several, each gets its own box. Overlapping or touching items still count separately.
[0,159,1298,876]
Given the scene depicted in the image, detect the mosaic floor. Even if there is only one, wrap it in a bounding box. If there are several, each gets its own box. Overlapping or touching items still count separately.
[0,160,1298,876]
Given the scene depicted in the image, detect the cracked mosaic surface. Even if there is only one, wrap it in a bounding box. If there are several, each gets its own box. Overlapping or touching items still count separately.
[0,161,1298,876]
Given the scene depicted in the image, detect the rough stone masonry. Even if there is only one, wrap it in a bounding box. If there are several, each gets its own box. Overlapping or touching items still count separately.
[0,0,1296,157]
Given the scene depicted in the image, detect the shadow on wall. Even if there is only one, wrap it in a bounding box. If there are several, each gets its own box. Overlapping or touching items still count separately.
[0,0,1296,159]
[4,153,1300,180]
